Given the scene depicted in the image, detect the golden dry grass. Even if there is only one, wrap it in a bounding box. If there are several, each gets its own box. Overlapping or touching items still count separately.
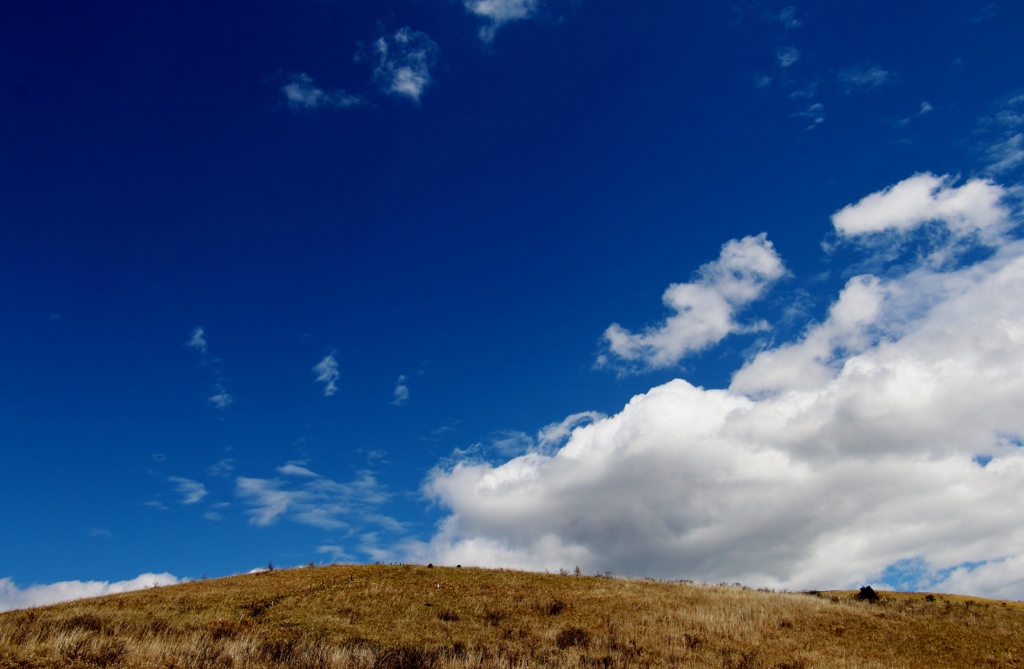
[1,564,1022,668]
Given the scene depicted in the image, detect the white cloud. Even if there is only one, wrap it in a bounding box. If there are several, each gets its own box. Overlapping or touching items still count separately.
[317,544,354,562]
[236,465,390,530]
[208,385,234,409]
[831,173,1010,246]
[282,73,362,111]
[373,28,438,103]
[413,175,1024,599]
[391,375,410,406]
[602,234,786,371]
[186,327,207,353]
[186,327,234,409]
[464,0,540,41]
[839,64,894,91]
[207,458,234,476]
[277,462,318,477]
[776,46,801,69]
[792,101,825,129]
[931,554,1024,599]
[167,476,208,505]
[775,6,803,29]
[986,133,1024,175]
[0,573,179,613]
[977,94,1024,176]
[313,354,340,397]
[893,101,933,129]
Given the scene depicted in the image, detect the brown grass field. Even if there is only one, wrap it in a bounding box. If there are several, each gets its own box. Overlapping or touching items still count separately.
[1,564,1022,668]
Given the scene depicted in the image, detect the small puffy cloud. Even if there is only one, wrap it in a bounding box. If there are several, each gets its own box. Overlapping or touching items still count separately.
[391,375,410,406]
[413,175,1024,599]
[839,64,894,91]
[0,573,179,613]
[167,476,208,505]
[282,73,361,111]
[313,354,340,397]
[831,173,1010,245]
[465,0,540,41]
[373,28,438,103]
[602,234,786,371]
[186,327,207,354]
[776,46,801,69]
[236,465,390,530]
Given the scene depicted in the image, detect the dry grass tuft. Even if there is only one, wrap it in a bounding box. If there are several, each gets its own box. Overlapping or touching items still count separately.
[2,564,1023,668]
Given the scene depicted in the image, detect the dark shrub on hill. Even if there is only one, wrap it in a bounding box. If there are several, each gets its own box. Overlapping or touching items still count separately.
[856,586,879,602]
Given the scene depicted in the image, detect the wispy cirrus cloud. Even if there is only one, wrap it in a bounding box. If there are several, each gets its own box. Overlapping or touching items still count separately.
[208,385,233,409]
[372,28,438,103]
[391,375,410,406]
[793,101,825,129]
[186,327,208,354]
[236,462,391,531]
[185,326,234,409]
[839,63,895,92]
[207,458,234,477]
[313,354,340,397]
[167,476,208,505]
[977,94,1024,176]
[774,6,803,29]
[892,101,933,129]
[411,174,1024,600]
[600,234,786,371]
[464,0,541,41]
[775,46,801,69]
[281,73,362,111]
[0,573,179,613]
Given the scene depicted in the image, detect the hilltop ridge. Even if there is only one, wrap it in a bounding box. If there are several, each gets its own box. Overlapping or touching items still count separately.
[1,564,1022,668]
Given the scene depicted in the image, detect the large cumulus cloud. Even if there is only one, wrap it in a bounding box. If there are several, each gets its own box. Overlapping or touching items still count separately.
[414,174,1024,598]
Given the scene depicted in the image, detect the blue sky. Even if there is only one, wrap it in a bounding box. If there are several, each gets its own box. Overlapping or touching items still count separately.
[3,0,1024,609]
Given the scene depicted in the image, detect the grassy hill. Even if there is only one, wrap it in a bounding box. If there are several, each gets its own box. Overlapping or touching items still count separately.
[1,564,1022,668]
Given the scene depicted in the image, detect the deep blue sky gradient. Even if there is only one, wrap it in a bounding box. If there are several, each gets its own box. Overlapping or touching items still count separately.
[2,0,1023,586]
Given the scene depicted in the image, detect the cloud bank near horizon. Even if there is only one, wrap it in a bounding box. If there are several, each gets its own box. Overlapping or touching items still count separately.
[0,573,180,614]
[411,173,1024,600]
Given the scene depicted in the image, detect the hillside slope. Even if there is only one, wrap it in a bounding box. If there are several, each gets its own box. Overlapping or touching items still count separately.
[1,564,1022,668]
